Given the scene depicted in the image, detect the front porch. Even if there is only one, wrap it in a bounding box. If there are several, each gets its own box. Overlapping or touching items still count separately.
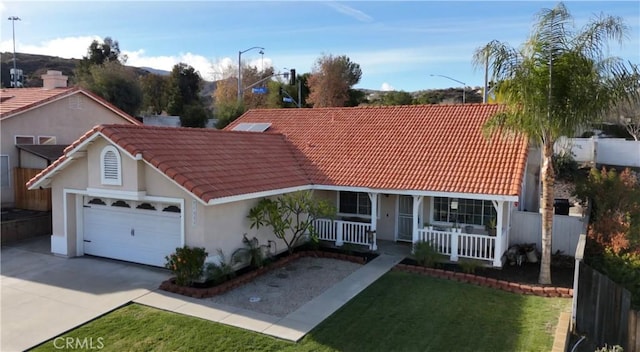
[314,218,503,266]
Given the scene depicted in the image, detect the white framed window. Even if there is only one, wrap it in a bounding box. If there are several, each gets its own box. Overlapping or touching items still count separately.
[14,135,35,145]
[0,155,9,188]
[433,197,496,226]
[338,191,372,217]
[100,145,122,186]
[38,136,56,145]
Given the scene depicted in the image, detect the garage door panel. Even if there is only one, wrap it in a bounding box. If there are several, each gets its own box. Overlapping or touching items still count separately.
[83,201,181,267]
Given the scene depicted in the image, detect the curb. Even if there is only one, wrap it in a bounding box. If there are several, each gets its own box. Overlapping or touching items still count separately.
[393,263,573,298]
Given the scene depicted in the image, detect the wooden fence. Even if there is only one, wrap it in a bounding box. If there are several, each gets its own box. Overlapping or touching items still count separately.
[13,168,51,211]
[574,262,634,351]
[630,310,640,352]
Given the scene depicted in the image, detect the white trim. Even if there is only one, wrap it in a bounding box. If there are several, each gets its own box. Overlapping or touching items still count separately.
[86,188,147,201]
[75,193,84,256]
[314,184,518,202]
[14,135,35,145]
[100,145,122,185]
[207,185,313,205]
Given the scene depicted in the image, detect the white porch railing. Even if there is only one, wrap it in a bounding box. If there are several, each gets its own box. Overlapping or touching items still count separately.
[313,219,375,250]
[417,227,496,262]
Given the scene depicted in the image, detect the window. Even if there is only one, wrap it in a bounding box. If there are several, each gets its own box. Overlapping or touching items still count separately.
[87,198,106,205]
[338,191,371,216]
[433,197,496,226]
[111,200,130,208]
[38,136,56,145]
[15,135,35,145]
[163,205,181,213]
[136,203,156,210]
[100,145,122,185]
[0,155,9,188]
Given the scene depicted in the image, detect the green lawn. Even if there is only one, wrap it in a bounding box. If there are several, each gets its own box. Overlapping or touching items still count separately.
[33,272,570,352]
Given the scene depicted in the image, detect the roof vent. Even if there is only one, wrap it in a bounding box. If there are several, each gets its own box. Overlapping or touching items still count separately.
[41,70,68,89]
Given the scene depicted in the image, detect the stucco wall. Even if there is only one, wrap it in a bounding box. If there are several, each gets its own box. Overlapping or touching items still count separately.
[50,157,89,256]
[200,196,292,261]
[87,139,145,192]
[18,150,48,169]
[1,93,136,206]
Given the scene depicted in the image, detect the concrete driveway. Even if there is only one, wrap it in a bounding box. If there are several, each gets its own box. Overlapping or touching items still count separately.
[1,236,171,352]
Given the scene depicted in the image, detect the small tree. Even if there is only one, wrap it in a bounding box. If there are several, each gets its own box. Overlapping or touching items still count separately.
[247,191,336,254]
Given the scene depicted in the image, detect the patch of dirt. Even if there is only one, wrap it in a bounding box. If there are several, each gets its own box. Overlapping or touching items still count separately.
[206,257,361,317]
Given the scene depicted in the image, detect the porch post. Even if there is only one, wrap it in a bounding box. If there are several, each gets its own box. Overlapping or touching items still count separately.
[368,192,378,251]
[493,200,505,267]
[412,195,423,244]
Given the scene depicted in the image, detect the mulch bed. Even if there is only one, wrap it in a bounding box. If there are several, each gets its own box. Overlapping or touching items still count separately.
[160,249,377,299]
[395,256,575,298]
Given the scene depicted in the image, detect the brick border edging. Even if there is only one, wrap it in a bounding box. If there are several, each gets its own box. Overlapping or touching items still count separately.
[159,250,367,299]
[392,264,573,298]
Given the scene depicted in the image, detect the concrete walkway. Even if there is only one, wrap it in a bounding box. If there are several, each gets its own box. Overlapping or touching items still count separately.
[1,237,171,352]
[134,253,403,341]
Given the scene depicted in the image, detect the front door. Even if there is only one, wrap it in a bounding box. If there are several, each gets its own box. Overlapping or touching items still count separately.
[397,195,413,242]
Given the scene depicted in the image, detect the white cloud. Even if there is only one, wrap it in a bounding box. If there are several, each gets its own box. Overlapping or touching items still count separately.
[380,82,394,91]
[0,35,101,59]
[326,2,373,23]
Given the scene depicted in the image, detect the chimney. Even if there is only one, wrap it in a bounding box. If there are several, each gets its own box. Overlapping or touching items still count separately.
[41,70,68,89]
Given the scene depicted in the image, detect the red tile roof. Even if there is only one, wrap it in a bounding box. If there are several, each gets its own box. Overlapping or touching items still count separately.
[27,125,312,203]
[28,104,528,203]
[229,104,528,196]
[0,87,140,125]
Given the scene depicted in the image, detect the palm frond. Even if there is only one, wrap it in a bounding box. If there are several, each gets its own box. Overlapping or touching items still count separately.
[573,13,628,62]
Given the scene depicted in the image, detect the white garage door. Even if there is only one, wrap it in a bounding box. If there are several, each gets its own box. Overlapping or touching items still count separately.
[83,198,182,267]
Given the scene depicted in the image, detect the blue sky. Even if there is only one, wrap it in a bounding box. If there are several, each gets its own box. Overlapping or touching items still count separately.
[1,1,638,91]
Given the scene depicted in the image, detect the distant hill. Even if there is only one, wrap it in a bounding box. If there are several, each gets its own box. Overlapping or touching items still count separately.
[0,52,161,88]
[1,52,79,88]
[0,52,482,105]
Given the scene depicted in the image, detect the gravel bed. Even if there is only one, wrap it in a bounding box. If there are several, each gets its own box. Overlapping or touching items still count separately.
[207,257,362,317]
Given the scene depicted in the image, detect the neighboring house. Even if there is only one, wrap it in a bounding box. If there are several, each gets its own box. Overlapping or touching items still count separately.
[142,115,217,128]
[28,104,532,268]
[0,70,140,210]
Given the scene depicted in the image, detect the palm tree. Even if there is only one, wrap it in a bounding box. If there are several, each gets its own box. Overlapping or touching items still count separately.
[473,3,639,284]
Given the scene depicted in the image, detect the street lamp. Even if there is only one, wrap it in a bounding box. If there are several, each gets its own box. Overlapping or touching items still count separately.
[238,46,264,102]
[8,16,21,88]
[430,74,466,104]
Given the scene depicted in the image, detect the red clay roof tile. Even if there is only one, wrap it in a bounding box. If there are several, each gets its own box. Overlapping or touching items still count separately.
[29,104,528,202]
[0,87,140,125]
[229,104,528,197]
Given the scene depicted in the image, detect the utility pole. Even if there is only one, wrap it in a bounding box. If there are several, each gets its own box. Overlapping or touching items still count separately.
[8,16,21,88]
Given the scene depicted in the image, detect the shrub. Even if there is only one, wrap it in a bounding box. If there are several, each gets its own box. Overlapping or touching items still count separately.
[575,167,640,253]
[165,246,208,287]
[413,240,441,268]
[205,249,236,285]
[552,152,579,181]
[458,259,481,274]
[587,248,640,309]
[231,234,265,269]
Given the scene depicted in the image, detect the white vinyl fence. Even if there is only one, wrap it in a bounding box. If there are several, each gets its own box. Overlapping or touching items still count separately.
[510,210,588,257]
[555,137,640,167]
